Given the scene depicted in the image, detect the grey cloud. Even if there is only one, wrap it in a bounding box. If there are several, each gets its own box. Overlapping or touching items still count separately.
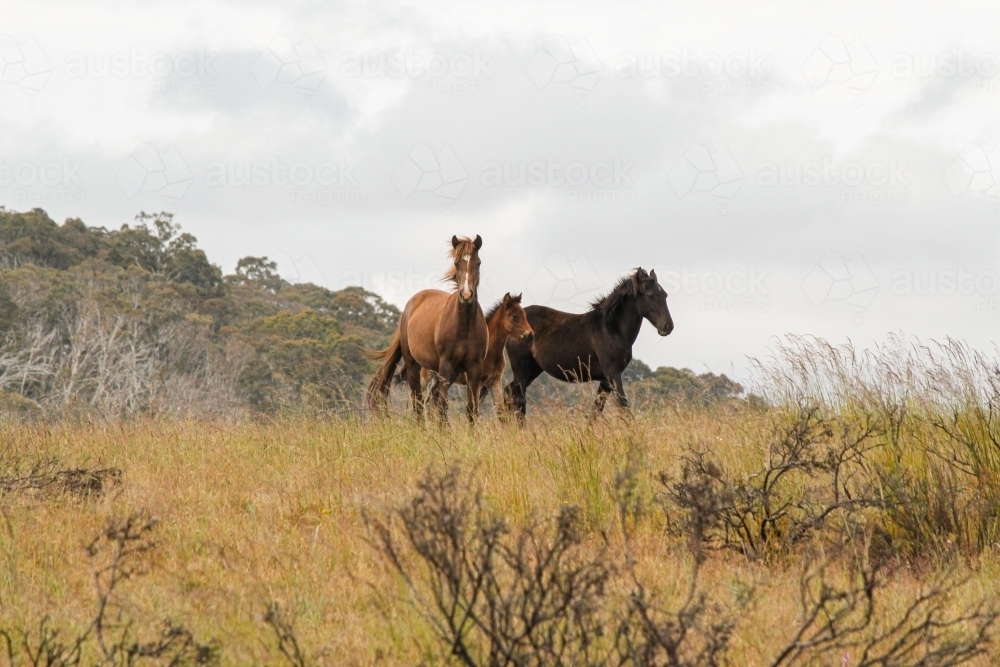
[1,1,998,376]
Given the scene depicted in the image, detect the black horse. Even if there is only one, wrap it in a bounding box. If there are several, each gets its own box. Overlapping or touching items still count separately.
[503,268,673,420]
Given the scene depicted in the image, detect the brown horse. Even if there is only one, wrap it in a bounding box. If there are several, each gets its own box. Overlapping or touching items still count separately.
[366,235,489,422]
[418,292,533,413]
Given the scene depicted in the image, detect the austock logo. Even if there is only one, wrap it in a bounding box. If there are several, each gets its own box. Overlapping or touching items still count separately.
[273,252,329,287]
[802,252,878,319]
[340,265,442,298]
[942,144,1000,198]
[891,50,999,95]
[667,143,743,214]
[526,35,602,101]
[204,157,360,205]
[116,144,193,202]
[891,267,997,295]
[660,266,770,314]
[64,48,220,97]
[479,157,635,204]
[756,156,910,205]
[615,48,770,97]
[0,155,85,205]
[891,267,999,314]
[523,253,603,309]
[392,143,468,205]
[251,34,326,95]
[0,35,51,103]
[801,35,878,105]
[340,48,495,97]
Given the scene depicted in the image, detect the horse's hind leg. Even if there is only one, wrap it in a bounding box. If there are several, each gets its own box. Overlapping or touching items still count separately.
[406,363,425,422]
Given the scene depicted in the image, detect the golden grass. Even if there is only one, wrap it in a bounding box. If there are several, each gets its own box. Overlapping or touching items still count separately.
[0,406,997,665]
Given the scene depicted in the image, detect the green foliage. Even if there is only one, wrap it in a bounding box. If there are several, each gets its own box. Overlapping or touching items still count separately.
[0,208,103,269]
[238,310,369,413]
[0,276,18,333]
[104,212,223,294]
[227,256,284,293]
[625,360,744,405]
[0,208,222,294]
[0,208,399,418]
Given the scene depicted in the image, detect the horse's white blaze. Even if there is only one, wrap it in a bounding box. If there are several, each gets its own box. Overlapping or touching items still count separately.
[461,255,473,298]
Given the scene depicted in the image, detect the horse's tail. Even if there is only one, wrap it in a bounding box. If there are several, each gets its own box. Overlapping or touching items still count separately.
[365,326,403,414]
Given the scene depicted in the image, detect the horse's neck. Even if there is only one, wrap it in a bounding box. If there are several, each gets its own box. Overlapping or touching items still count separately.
[484,310,507,362]
[616,296,644,343]
[452,297,480,332]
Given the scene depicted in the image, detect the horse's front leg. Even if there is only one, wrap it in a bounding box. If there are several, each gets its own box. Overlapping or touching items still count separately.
[503,381,527,424]
[487,378,505,416]
[610,372,633,418]
[593,379,613,417]
[434,380,452,423]
[434,363,457,423]
[464,369,483,423]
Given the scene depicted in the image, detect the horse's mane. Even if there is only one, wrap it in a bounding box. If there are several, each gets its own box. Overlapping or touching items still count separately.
[589,271,640,314]
[485,298,505,322]
[443,237,478,286]
[485,293,522,321]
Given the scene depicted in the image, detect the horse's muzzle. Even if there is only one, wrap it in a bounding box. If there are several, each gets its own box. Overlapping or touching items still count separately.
[658,324,674,336]
[459,290,474,303]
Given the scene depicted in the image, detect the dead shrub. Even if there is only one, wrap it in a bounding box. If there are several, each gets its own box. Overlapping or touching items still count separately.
[365,466,999,667]
[366,467,615,667]
[659,406,881,559]
[0,511,218,666]
[0,448,122,501]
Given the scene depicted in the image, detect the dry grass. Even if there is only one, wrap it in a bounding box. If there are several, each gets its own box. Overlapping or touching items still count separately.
[0,401,997,665]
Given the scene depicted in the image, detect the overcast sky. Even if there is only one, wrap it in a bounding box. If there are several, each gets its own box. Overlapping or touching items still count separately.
[2,0,998,378]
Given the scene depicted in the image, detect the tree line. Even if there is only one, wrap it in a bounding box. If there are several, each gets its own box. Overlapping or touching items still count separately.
[0,208,742,419]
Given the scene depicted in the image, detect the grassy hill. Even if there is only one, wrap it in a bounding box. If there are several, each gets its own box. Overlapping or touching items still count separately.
[0,331,998,664]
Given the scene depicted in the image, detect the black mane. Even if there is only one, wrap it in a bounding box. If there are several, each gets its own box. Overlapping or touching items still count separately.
[589,271,639,314]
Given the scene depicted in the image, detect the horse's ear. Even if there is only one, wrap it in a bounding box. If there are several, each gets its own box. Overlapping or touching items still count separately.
[636,267,648,278]
[452,235,460,248]
[638,268,658,293]
[473,234,483,250]
[512,293,522,304]
[502,292,511,305]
